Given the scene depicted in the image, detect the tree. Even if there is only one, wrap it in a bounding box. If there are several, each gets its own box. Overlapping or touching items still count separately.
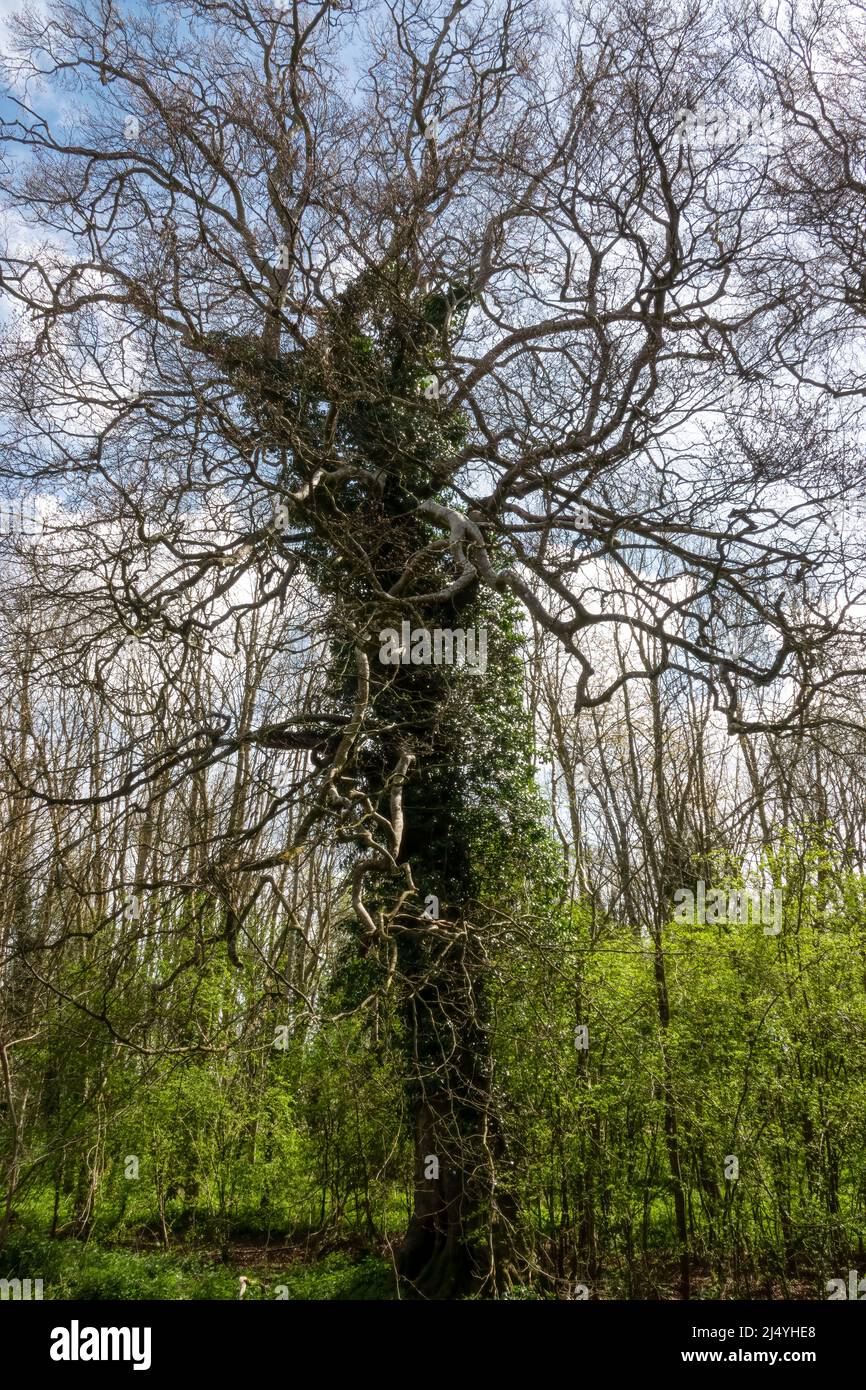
[1,0,865,1295]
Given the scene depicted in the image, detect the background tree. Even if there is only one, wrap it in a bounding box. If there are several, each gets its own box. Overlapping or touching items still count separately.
[1,0,865,1298]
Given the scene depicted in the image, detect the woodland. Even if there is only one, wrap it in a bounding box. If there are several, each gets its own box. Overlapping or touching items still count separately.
[1,0,866,1301]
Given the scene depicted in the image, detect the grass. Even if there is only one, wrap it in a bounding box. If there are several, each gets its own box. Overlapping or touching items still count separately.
[1,1221,839,1300]
[0,1229,396,1300]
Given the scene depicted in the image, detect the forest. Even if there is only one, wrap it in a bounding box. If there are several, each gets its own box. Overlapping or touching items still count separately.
[1,0,865,1304]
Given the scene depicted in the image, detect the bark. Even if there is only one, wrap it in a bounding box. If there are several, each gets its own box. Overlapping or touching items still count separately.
[396,921,500,1298]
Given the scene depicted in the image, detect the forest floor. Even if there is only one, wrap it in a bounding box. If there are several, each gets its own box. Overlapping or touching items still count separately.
[0,1224,832,1299]
[2,1227,394,1299]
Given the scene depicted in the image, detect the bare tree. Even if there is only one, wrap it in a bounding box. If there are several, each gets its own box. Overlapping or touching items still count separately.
[1,0,865,1294]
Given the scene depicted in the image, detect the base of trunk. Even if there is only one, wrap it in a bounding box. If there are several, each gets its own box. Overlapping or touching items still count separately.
[397,1214,474,1299]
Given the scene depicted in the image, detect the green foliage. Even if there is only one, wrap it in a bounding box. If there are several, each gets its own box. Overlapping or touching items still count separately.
[0,1230,392,1300]
[5,258,866,1299]
[4,837,866,1295]
[489,840,866,1295]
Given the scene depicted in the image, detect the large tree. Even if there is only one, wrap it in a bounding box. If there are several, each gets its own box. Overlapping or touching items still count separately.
[1,0,864,1294]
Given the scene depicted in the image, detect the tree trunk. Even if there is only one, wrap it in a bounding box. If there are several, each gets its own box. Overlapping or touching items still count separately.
[395,918,497,1297]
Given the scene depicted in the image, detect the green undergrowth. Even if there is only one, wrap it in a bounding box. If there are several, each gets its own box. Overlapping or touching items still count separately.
[0,1229,395,1300]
